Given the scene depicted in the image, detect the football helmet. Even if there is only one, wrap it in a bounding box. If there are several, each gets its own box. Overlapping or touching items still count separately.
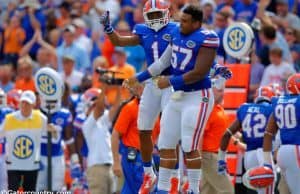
[243,166,274,189]
[268,83,284,96]
[40,98,62,114]
[81,88,102,113]
[286,73,300,95]
[254,86,275,103]
[6,89,22,110]
[143,0,170,31]
[0,89,7,108]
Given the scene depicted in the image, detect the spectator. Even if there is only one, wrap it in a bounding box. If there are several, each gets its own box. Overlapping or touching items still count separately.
[14,55,36,92]
[60,54,84,92]
[260,47,295,87]
[214,11,231,64]
[106,47,135,105]
[92,56,109,88]
[0,65,14,92]
[120,0,140,29]
[284,27,300,71]
[273,0,300,31]
[48,28,61,47]
[115,20,146,72]
[249,53,265,102]
[235,0,257,23]
[258,25,292,65]
[216,0,243,14]
[200,0,216,27]
[20,0,46,57]
[3,15,26,67]
[72,18,92,56]
[82,86,121,194]
[56,1,72,28]
[56,25,90,71]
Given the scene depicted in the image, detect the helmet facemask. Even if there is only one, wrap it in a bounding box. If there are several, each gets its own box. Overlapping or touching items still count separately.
[144,9,169,31]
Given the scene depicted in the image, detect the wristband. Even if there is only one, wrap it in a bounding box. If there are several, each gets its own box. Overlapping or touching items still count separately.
[263,151,273,165]
[104,25,114,34]
[136,70,152,82]
[169,75,185,90]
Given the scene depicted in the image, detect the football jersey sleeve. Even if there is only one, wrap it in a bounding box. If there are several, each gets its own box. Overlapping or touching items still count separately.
[201,30,220,49]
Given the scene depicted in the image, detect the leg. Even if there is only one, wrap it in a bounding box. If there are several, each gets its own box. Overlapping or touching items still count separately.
[0,155,7,190]
[138,82,161,177]
[201,152,234,194]
[23,170,38,191]
[52,156,65,191]
[157,100,181,192]
[181,89,214,194]
[7,170,20,191]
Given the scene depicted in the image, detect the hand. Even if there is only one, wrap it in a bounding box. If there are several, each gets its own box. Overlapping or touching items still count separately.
[99,11,113,34]
[156,76,170,89]
[217,160,227,175]
[213,64,232,80]
[112,162,122,177]
[70,162,83,179]
[123,77,139,90]
[47,123,58,139]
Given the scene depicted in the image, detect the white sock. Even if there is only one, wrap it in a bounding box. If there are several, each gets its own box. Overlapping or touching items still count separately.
[157,167,173,191]
[187,169,202,194]
[144,166,155,177]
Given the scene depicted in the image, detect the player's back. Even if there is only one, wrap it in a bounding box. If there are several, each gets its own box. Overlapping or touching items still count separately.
[41,108,72,157]
[133,22,177,67]
[170,27,219,91]
[273,95,300,145]
[238,102,273,151]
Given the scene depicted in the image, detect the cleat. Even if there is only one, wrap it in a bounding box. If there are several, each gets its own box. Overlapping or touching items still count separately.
[169,177,179,194]
[181,180,189,194]
[138,173,157,194]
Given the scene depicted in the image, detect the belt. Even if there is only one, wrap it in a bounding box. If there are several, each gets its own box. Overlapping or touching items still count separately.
[102,163,112,167]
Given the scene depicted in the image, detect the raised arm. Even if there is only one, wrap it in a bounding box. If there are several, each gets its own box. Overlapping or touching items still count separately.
[100,11,140,46]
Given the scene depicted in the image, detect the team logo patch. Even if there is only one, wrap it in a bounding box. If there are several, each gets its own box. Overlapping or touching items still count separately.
[186,40,196,48]
[37,73,57,96]
[13,135,34,159]
[203,97,209,103]
[162,34,171,41]
[55,118,64,126]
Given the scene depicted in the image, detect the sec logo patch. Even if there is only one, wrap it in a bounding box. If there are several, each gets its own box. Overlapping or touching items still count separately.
[13,135,34,159]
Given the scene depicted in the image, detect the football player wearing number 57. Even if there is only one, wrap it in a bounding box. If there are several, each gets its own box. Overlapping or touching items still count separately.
[263,73,300,194]
[126,5,220,193]
[218,86,276,194]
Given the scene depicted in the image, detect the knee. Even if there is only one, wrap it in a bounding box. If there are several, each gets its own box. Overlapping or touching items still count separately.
[159,149,177,158]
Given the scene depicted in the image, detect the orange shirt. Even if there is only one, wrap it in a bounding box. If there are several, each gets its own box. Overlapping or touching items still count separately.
[4,27,26,54]
[14,77,36,92]
[114,98,160,150]
[202,104,228,153]
[106,64,135,105]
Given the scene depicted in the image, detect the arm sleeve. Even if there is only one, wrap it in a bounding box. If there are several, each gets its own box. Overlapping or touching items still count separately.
[147,45,172,76]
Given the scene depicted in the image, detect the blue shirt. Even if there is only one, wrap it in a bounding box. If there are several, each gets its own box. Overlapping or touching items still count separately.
[40,108,72,156]
[56,42,91,72]
[272,95,300,145]
[235,1,258,23]
[237,102,273,151]
[0,82,14,93]
[124,45,146,72]
[0,107,13,154]
[21,10,46,56]
[169,27,219,91]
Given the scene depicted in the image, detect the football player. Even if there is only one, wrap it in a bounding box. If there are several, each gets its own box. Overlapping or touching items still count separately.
[36,90,82,191]
[263,73,300,194]
[125,5,222,193]
[0,89,14,190]
[218,86,276,194]
[100,1,177,192]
